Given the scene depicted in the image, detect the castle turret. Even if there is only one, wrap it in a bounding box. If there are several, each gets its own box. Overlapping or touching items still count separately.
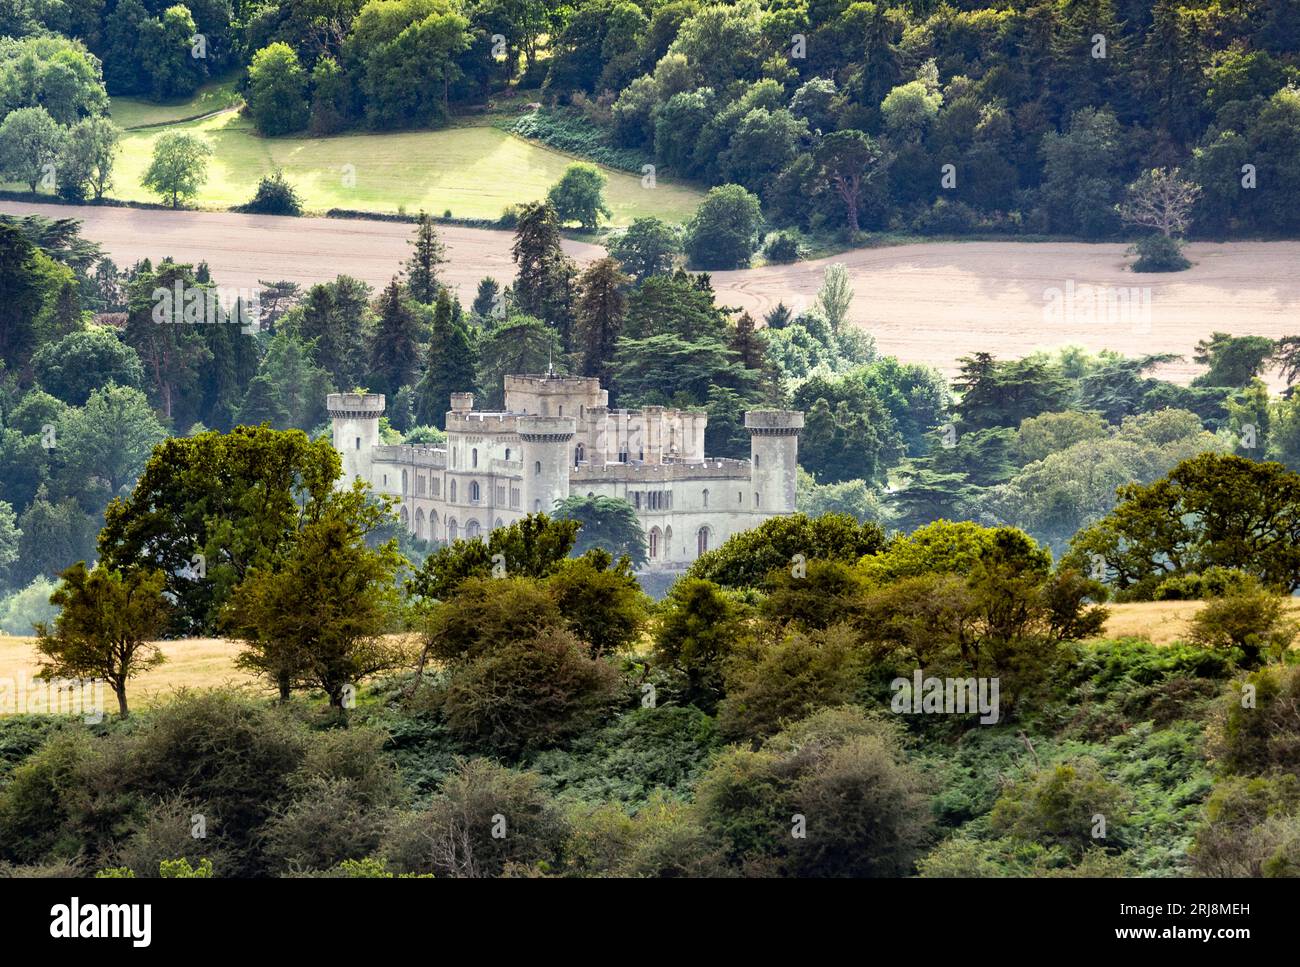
[745,410,804,513]
[518,416,575,514]
[328,392,385,486]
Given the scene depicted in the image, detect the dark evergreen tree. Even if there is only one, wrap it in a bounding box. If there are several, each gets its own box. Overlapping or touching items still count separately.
[368,278,421,398]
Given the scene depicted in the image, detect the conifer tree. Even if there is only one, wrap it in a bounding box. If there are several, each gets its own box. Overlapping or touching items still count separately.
[405,211,446,304]
[574,258,628,387]
[415,288,478,429]
[369,277,421,397]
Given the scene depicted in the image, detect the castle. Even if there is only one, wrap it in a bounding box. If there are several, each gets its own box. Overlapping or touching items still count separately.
[328,374,803,570]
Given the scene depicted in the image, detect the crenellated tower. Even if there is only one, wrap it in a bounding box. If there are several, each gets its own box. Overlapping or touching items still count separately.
[745,410,804,513]
[328,392,385,486]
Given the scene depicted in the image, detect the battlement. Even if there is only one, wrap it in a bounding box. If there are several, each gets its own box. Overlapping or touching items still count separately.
[327,392,385,418]
[571,459,753,482]
[745,410,805,435]
[517,416,576,441]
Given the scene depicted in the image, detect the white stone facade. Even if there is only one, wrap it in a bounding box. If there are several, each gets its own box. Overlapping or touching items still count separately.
[328,375,803,570]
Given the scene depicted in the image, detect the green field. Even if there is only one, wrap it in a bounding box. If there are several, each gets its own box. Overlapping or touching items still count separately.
[108,77,243,129]
[105,97,702,224]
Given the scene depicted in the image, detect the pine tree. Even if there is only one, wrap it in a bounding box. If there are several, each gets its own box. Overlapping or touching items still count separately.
[574,258,627,387]
[414,288,478,429]
[368,278,421,398]
[512,201,577,343]
[472,277,500,320]
[405,212,446,304]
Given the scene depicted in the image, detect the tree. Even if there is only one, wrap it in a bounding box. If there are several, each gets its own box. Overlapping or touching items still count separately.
[573,257,627,387]
[1118,167,1201,238]
[141,132,212,208]
[368,278,421,397]
[1068,453,1300,596]
[474,315,557,409]
[225,482,406,707]
[814,129,882,232]
[119,260,212,423]
[511,201,575,335]
[99,425,341,633]
[952,352,1073,430]
[237,330,334,430]
[309,55,349,134]
[405,212,447,303]
[30,327,144,405]
[290,275,372,389]
[1192,332,1276,388]
[683,184,763,270]
[247,43,308,136]
[1187,582,1298,667]
[546,163,611,230]
[653,577,748,711]
[35,562,170,717]
[0,35,108,124]
[57,116,121,201]
[0,106,62,192]
[606,217,680,282]
[552,494,647,566]
[414,288,478,426]
[815,263,853,333]
[542,551,649,657]
[0,500,19,592]
[56,384,168,501]
[687,512,886,589]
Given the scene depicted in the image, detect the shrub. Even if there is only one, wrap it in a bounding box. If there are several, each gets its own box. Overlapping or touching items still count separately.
[1191,775,1300,877]
[439,628,621,759]
[1130,233,1190,272]
[990,758,1131,859]
[239,170,303,215]
[382,758,569,877]
[763,231,801,263]
[1186,585,1298,665]
[695,706,930,876]
[1206,664,1300,778]
[421,576,565,665]
[110,795,229,878]
[652,578,750,711]
[262,776,392,873]
[717,625,864,742]
[1152,566,1257,601]
[532,705,721,806]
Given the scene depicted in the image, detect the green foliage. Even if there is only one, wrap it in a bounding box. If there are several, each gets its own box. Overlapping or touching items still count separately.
[382,757,569,877]
[683,183,763,270]
[30,328,144,406]
[1130,233,1190,272]
[141,131,212,207]
[552,494,646,566]
[533,706,721,807]
[247,43,308,136]
[1206,664,1300,780]
[239,169,303,215]
[652,577,749,710]
[687,512,886,590]
[990,758,1131,859]
[696,706,931,877]
[546,162,611,230]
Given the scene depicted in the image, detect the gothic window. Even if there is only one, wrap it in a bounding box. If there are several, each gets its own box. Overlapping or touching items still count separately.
[447,518,458,541]
[470,480,481,502]
[697,527,710,556]
[466,519,481,539]
[450,480,457,502]
[649,527,660,559]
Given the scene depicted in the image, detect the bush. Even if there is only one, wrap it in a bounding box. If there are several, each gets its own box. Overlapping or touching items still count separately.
[990,758,1131,859]
[1186,585,1298,665]
[421,576,565,665]
[110,795,229,878]
[565,795,731,877]
[239,170,303,216]
[261,776,392,873]
[1152,566,1257,601]
[717,625,864,742]
[652,578,750,711]
[1130,233,1190,272]
[1206,664,1300,778]
[763,231,801,263]
[695,706,931,876]
[532,705,721,806]
[1191,775,1300,877]
[439,628,621,759]
[382,758,569,877]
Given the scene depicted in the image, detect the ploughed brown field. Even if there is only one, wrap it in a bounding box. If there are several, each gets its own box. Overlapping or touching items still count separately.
[6,200,1300,383]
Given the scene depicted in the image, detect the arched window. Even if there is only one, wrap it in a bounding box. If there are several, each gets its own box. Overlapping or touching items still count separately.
[494,517,504,529]
[355,437,361,450]
[400,506,410,529]
[415,508,425,538]
[472,448,478,468]
[575,443,585,465]
[430,510,439,536]
[447,518,458,541]
[466,519,481,539]
[401,469,408,495]
[755,492,760,507]
[696,526,710,556]
[754,453,761,468]
[450,480,458,502]
[534,461,542,476]
[702,488,709,508]
[470,480,480,502]
[534,499,541,511]
[649,527,661,559]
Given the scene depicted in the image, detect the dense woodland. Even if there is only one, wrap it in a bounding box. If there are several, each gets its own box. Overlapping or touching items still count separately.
[2,1,1300,249]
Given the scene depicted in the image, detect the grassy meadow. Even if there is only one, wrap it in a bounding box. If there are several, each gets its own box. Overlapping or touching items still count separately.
[101,88,702,224]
